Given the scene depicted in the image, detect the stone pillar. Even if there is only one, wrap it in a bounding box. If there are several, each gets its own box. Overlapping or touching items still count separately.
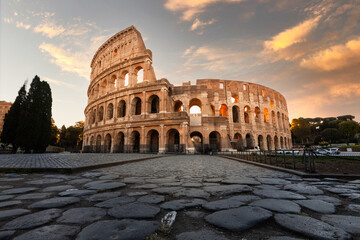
[159,124,165,153]
[127,95,131,120]
[141,126,146,153]
[160,88,167,113]
[142,91,147,115]
[181,122,188,152]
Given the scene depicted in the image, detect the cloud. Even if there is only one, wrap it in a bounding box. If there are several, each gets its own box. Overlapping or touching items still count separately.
[300,36,360,71]
[164,0,244,21]
[43,77,76,89]
[39,43,90,79]
[15,21,31,29]
[34,22,65,38]
[329,83,360,98]
[3,18,13,23]
[190,18,217,31]
[183,46,196,56]
[264,16,320,51]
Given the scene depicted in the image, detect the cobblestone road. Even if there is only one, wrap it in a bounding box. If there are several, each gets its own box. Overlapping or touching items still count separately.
[0,154,359,240]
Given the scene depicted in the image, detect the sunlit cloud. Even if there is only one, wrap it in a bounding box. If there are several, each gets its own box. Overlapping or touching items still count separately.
[3,18,13,24]
[300,36,360,71]
[15,21,31,30]
[183,46,196,56]
[34,22,65,38]
[190,18,217,31]
[43,77,76,89]
[329,83,360,98]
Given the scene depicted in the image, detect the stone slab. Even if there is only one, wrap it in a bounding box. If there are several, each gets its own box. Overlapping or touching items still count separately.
[29,197,80,209]
[1,187,37,195]
[0,201,21,208]
[0,209,30,221]
[108,203,160,219]
[257,178,291,185]
[88,192,121,202]
[42,185,75,192]
[203,185,252,196]
[174,189,210,199]
[15,193,52,200]
[84,181,126,190]
[58,189,96,197]
[26,179,63,185]
[57,207,106,224]
[137,195,165,204]
[176,229,229,240]
[94,196,135,208]
[321,215,360,234]
[253,190,306,200]
[13,225,80,240]
[161,199,207,211]
[284,184,323,195]
[295,200,336,214]
[202,199,245,211]
[250,199,301,213]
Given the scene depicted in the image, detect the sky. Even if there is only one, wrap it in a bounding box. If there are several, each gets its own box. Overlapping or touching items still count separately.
[1,0,359,128]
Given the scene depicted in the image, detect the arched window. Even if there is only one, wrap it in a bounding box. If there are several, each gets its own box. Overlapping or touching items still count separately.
[189,98,202,114]
[100,79,107,95]
[264,108,269,123]
[117,100,126,118]
[271,111,276,126]
[243,84,247,91]
[262,89,266,97]
[107,103,113,120]
[231,94,239,103]
[270,101,274,108]
[105,134,112,153]
[232,106,239,123]
[122,72,129,87]
[254,107,260,119]
[132,97,142,115]
[148,95,159,113]
[219,104,228,117]
[114,49,117,56]
[91,109,96,124]
[244,106,250,123]
[109,75,116,91]
[98,106,104,122]
[136,67,144,83]
[174,100,183,112]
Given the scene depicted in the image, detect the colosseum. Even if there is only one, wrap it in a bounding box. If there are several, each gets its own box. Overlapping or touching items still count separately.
[83,26,292,153]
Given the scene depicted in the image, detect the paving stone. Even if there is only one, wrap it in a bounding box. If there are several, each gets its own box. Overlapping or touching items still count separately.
[205,206,272,232]
[88,192,121,202]
[257,178,291,185]
[84,181,126,190]
[0,201,21,208]
[340,193,360,202]
[0,195,14,201]
[174,189,210,199]
[109,203,160,219]
[0,209,31,221]
[161,199,207,210]
[221,178,260,185]
[308,195,342,206]
[203,185,252,196]
[334,184,360,190]
[253,190,306,200]
[1,187,37,195]
[137,195,165,204]
[202,199,245,211]
[58,189,96,197]
[57,207,106,224]
[146,178,177,184]
[15,193,52,200]
[94,196,135,208]
[160,182,183,187]
[348,204,360,213]
[256,185,280,190]
[0,178,24,182]
[182,182,202,187]
[67,179,91,184]
[321,215,360,234]
[127,191,148,196]
[0,231,15,240]
[26,178,63,185]
[43,174,71,179]
[122,177,145,184]
[76,219,159,240]
[82,172,102,178]
[349,180,360,184]
[302,178,321,182]
[268,237,305,240]
[228,195,261,203]
[99,174,120,180]
[42,185,75,192]
[133,184,158,189]
[1,208,62,230]
[184,211,206,218]
[250,199,301,213]
[29,197,80,209]
[14,224,80,240]
[295,200,336,214]
[324,187,358,194]
[284,184,324,195]
[0,186,12,190]
[152,187,183,194]
[274,214,351,240]
[324,177,345,182]
[204,178,223,183]
[176,229,229,240]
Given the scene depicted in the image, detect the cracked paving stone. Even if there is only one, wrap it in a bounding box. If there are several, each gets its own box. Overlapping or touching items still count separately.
[307,195,342,206]
[88,192,121,202]
[348,204,360,213]
[0,231,15,240]
[174,189,210,199]
[221,178,260,185]
[161,199,207,211]
[176,229,229,240]
[108,203,160,219]
[26,179,63,185]
[253,190,306,200]
[58,189,96,197]
[295,200,336,214]
[1,208,62,230]
[321,215,360,234]
[29,197,80,209]
[0,201,22,208]
[274,214,351,240]
[250,199,301,213]
[13,225,80,240]
[257,178,291,185]
[203,185,252,196]
[137,195,165,204]
[133,184,158,189]
[205,206,272,232]
[1,187,38,195]
[94,196,135,208]
[0,209,30,221]
[0,195,14,201]
[15,193,52,200]
[284,183,324,195]
[42,185,75,192]
[57,207,106,224]
[202,198,245,211]
[152,187,183,194]
[84,181,126,190]
[76,219,159,240]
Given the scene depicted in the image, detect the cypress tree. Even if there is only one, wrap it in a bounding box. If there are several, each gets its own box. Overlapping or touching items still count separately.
[1,84,27,153]
[36,81,52,152]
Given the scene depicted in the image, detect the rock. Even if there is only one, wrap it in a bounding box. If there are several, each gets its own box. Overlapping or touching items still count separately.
[1,187,37,195]
[176,229,229,240]
[43,174,71,179]
[228,195,261,203]
[88,192,121,202]
[250,199,301,213]
[0,178,24,182]
[203,185,252,196]
[0,209,30,221]
[42,185,75,192]
[152,187,183,194]
[57,207,106,224]
[302,178,321,182]
[221,178,260,185]
[127,191,148,196]
[295,200,336,214]
[95,196,135,208]
[84,181,126,190]
[67,179,91,184]
[1,209,62,230]
[349,180,360,184]
[161,199,207,211]
[15,193,52,200]
[0,201,21,208]
[308,195,342,206]
[253,190,306,200]
[133,184,158,189]
[205,206,272,232]
[26,179,63,185]
[0,231,15,240]
[184,211,206,218]
[0,195,14,201]
[274,214,351,240]
[182,182,202,188]
[82,172,102,178]
[348,204,360,213]
[146,178,177,184]
[29,197,80,209]
[76,220,159,240]
[321,215,360,234]
[99,174,120,180]
[256,185,280,190]
[174,189,210,199]
[204,178,223,183]
[284,184,323,195]
[324,188,358,194]
[13,225,80,240]
[137,195,165,204]
[122,177,145,184]
[58,189,96,197]
[202,199,245,211]
[160,182,183,187]
[109,203,160,219]
[340,193,360,202]
[257,178,291,185]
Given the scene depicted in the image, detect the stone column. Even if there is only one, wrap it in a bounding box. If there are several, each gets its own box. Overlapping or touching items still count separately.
[159,124,165,153]
[141,126,146,153]
[142,91,147,116]
[160,87,167,113]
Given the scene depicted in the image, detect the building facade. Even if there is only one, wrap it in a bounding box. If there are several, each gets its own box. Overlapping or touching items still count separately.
[83,26,292,153]
[0,101,12,133]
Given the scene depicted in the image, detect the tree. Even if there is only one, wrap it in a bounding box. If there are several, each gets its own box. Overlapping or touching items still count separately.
[320,128,342,145]
[59,125,67,147]
[290,118,311,144]
[61,121,84,151]
[0,84,26,153]
[50,119,59,146]
[339,120,360,144]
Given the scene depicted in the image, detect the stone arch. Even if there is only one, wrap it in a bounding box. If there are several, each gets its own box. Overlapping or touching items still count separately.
[94,84,99,99]
[109,75,116,91]
[210,105,215,116]
[267,135,272,150]
[91,109,96,124]
[271,111,276,126]
[280,136,284,149]
[148,95,160,113]
[117,100,126,118]
[234,133,243,151]
[190,131,203,153]
[100,79,107,95]
[284,137,287,149]
[232,106,239,123]
[258,135,264,150]
[209,131,221,152]
[174,100,183,112]
[147,129,159,153]
[121,70,129,87]
[246,133,254,148]
[274,136,279,150]
[219,104,228,118]
[98,106,104,122]
[166,129,180,152]
[231,94,239,104]
[105,133,112,153]
[131,97,142,115]
[135,66,144,83]
[264,108,270,123]
[189,98,202,114]
[130,131,140,153]
[115,131,125,153]
[96,135,102,153]
[244,106,250,123]
[254,107,260,120]
[90,136,94,152]
[277,112,281,129]
[107,103,114,120]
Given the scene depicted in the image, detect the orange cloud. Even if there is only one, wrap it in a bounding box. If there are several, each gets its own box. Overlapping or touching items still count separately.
[329,83,360,98]
[300,36,360,71]
[34,22,65,38]
[15,21,31,29]
[190,18,217,31]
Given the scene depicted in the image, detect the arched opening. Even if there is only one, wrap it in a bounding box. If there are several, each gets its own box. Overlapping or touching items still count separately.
[190,131,203,153]
[244,106,250,123]
[282,113,286,130]
[254,107,260,120]
[147,130,159,153]
[272,111,276,126]
[122,71,129,87]
[130,131,140,153]
[280,136,284,149]
[219,104,228,118]
[107,103,114,120]
[90,136,94,152]
[262,89,266,97]
[284,137,288,149]
[210,105,215,116]
[100,79,107,95]
[132,97,142,115]
[98,106,104,122]
[246,134,254,148]
[264,108,270,123]
[234,133,243,151]
[174,100,183,112]
[91,109,96,124]
[231,94,239,103]
[270,101,274,108]
[94,85,99,99]
[115,132,125,153]
[117,100,126,118]
[277,112,281,129]
[167,129,180,152]
[148,95,160,114]
[189,98,202,114]
[267,135,272,150]
[96,135,102,153]
[274,136,279,150]
[232,106,239,123]
[136,67,144,83]
[109,75,116,91]
[243,84,247,91]
[209,131,221,152]
[105,134,112,153]
[258,135,264,150]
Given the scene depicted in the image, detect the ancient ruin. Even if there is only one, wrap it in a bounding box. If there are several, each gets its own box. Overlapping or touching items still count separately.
[83,26,292,153]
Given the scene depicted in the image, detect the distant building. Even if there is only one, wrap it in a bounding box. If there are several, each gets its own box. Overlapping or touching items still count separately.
[0,101,12,133]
